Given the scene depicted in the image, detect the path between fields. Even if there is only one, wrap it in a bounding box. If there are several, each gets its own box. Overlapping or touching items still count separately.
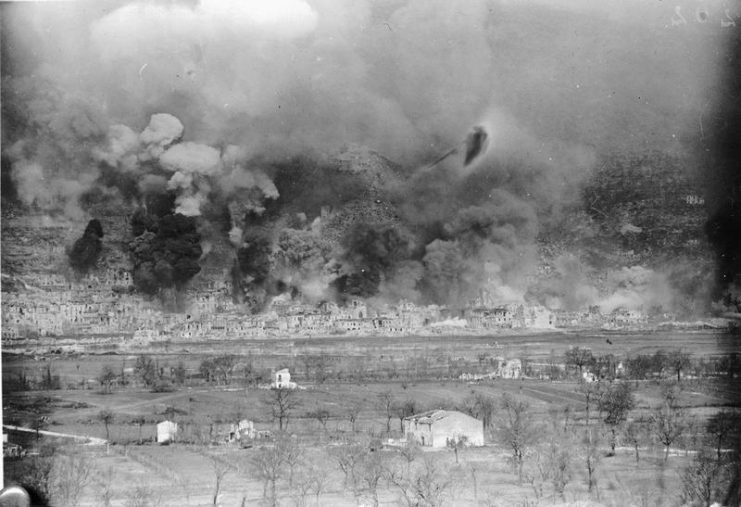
[3,424,107,445]
[515,384,585,405]
[51,388,212,422]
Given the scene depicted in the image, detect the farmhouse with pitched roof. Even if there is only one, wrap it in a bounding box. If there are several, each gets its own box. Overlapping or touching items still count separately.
[403,410,484,448]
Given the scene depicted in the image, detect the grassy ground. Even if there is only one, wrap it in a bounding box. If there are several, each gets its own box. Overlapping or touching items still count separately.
[4,376,736,506]
[15,435,691,506]
[3,329,740,505]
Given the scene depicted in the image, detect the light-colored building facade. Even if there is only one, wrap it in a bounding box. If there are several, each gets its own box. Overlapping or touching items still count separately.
[271,368,296,389]
[403,410,484,448]
[156,420,178,444]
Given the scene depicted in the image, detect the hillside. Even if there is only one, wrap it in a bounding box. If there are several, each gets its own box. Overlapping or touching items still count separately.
[1,143,717,319]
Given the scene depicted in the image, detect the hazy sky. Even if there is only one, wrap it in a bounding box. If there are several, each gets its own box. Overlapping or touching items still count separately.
[2,0,731,161]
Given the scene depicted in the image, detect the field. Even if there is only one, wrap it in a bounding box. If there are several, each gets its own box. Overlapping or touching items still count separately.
[3,329,741,506]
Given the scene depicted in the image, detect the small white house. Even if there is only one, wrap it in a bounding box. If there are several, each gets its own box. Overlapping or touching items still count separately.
[582,371,598,383]
[271,368,297,389]
[156,420,178,444]
[403,410,484,448]
[230,419,255,441]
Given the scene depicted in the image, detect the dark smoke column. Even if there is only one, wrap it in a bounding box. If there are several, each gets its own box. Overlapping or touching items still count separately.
[706,29,741,310]
[68,219,104,273]
[129,212,202,300]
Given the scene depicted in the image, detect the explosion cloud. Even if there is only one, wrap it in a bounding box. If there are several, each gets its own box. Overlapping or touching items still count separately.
[130,212,202,300]
[1,0,735,314]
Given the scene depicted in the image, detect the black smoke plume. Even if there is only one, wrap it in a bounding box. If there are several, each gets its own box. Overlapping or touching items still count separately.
[333,223,416,300]
[68,219,104,273]
[130,212,202,296]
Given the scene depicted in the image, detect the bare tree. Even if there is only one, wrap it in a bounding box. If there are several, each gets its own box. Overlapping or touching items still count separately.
[650,382,686,461]
[292,467,315,507]
[683,415,702,455]
[331,441,365,496]
[578,381,602,427]
[98,365,118,394]
[210,456,233,506]
[387,455,452,507]
[134,355,157,388]
[283,435,304,490]
[650,404,685,461]
[681,449,726,507]
[200,358,217,384]
[541,412,575,501]
[666,349,691,382]
[125,485,160,507]
[565,347,595,378]
[394,399,417,432]
[95,466,115,507]
[446,435,468,464]
[98,409,115,442]
[497,393,540,482]
[131,415,146,445]
[251,439,289,507]
[266,387,300,430]
[461,392,496,431]
[307,407,330,434]
[623,420,644,463]
[52,451,92,506]
[213,355,238,385]
[347,399,363,433]
[291,454,330,507]
[32,414,49,442]
[597,382,635,455]
[310,464,330,507]
[398,438,421,472]
[582,427,600,495]
[355,447,386,507]
[706,410,738,460]
[378,390,395,434]
[173,361,187,385]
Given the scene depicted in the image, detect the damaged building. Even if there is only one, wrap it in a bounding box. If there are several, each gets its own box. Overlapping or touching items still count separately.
[403,410,484,448]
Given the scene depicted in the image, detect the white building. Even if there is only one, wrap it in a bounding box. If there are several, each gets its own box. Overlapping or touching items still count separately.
[403,410,484,448]
[156,420,178,444]
[230,419,255,441]
[271,368,297,389]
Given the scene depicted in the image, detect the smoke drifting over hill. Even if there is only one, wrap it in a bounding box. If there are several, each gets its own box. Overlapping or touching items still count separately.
[1,0,735,312]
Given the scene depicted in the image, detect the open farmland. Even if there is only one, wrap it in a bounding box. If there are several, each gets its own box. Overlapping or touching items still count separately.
[5,329,739,388]
[4,329,741,505]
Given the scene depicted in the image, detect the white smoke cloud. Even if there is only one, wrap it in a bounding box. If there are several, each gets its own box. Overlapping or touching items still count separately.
[166,171,193,191]
[94,124,140,169]
[139,113,184,159]
[174,194,205,217]
[11,160,46,207]
[599,266,674,313]
[160,142,222,176]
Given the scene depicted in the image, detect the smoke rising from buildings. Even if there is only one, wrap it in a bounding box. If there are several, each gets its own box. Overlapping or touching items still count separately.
[1,0,733,312]
[68,219,105,274]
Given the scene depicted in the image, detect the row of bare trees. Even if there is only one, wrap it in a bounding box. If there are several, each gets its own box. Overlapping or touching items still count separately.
[564,346,694,381]
[246,434,455,507]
